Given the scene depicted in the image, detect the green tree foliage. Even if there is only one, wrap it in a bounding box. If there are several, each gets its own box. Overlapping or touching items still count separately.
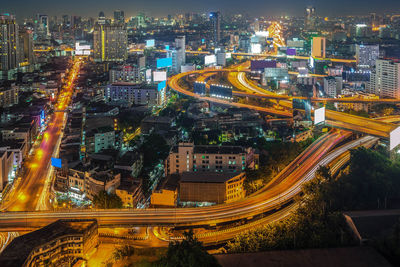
[113,245,135,261]
[92,190,123,209]
[155,230,221,267]
[227,148,400,253]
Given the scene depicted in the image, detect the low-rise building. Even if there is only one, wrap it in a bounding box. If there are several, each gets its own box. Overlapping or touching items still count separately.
[150,174,179,207]
[0,150,14,191]
[85,170,121,200]
[0,219,98,267]
[165,142,259,176]
[0,85,18,108]
[179,172,246,205]
[116,180,143,208]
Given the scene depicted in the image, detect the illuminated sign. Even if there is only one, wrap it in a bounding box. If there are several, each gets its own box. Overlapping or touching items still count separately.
[146,39,155,47]
[158,80,166,91]
[390,126,400,150]
[314,107,326,125]
[153,71,167,82]
[204,55,216,65]
[51,158,62,168]
[157,57,172,68]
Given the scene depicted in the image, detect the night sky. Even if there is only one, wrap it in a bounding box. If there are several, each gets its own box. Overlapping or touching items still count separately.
[2,0,400,19]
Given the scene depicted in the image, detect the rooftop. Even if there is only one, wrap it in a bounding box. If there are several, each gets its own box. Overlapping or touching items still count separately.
[180,172,243,184]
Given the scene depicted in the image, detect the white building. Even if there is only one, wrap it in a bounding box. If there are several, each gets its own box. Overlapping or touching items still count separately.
[368,59,400,99]
[175,36,186,65]
[323,76,342,97]
[109,65,142,83]
[216,52,226,66]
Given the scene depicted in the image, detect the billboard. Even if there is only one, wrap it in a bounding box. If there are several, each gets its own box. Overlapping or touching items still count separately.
[204,55,216,65]
[75,42,91,55]
[287,48,296,56]
[251,43,262,54]
[390,126,400,150]
[194,82,206,95]
[51,157,62,168]
[157,57,172,68]
[157,80,166,91]
[146,39,155,47]
[251,60,277,71]
[293,98,312,128]
[210,84,233,99]
[314,107,326,125]
[153,71,167,82]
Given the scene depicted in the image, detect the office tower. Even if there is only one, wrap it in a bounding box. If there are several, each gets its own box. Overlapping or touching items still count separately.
[167,49,181,73]
[356,44,379,67]
[175,36,186,65]
[98,11,106,25]
[311,37,326,58]
[62,15,70,28]
[137,13,146,28]
[216,51,226,66]
[36,14,49,39]
[19,28,34,65]
[305,6,316,30]
[210,11,221,45]
[93,23,127,62]
[0,14,19,72]
[114,10,125,24]
[368,59,400,99]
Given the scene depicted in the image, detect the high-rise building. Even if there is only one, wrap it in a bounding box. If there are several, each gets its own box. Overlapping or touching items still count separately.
[114,10,125,24]
[36,14,49,39]
[356,44,379,67]
[98,11,106,25]
[175,36,186,65]
[368,59,400,99]
[93,23,127,62]
[167,49,182,73]
[209,11,221,45]
[19,28,34,65]
[311,37,326,58]
[0,14,19,72]
[305,6,316,30]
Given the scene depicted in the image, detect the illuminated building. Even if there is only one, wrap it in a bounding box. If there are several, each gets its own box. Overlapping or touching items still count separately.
[93,23,127,62]
[0,14,19,74]
[18,28,35,65]
[179,172,246,204]
[0,150,13,191]
[368,59,400,99]
[305,6,316,30]
[356,44,379,67]
[114,9,125,24]
[210,11,221,45]
[165,142,259,176]
[0,219,98,267]
[311,37,326,58]
[175,35,186,65]
[0,85,18,107]
[109,65,142,83]
[105,82,160,106]
[35,14,49,39]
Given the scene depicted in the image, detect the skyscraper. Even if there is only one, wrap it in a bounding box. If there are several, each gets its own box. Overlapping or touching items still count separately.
[305,6,316,31]
[209,11,221,45]
[0,14,19,72]
[175,36,186,65]
[356,44,379,67]
[368,59,400,99]
[36,14,49,39]
[311,37,326,58]
[19,28,35,65]
[114,10,125,24]
[93,23,127,62]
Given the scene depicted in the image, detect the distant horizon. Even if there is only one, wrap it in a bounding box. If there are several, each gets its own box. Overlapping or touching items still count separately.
[3,0,400,21]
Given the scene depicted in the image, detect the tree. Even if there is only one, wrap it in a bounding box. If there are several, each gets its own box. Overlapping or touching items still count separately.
[155,230,221,267]
[92,190,123,209]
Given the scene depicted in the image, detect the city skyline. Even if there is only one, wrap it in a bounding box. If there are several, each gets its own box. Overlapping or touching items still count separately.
[3,0,400,19]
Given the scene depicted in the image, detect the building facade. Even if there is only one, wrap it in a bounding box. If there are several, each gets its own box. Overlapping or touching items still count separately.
[93,23,127,62]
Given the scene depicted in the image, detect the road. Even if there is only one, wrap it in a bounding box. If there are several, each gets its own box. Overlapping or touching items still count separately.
[0,130,374,229]
[1,57,82,212]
